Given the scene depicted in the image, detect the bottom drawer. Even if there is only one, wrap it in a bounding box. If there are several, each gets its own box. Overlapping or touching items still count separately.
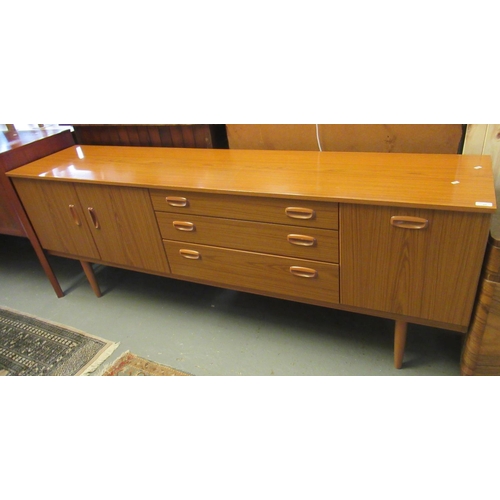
[164,241,339,304]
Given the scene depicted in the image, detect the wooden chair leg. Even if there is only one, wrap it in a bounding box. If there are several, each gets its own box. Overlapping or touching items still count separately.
[80,261,102,297]
[394,320,408,369]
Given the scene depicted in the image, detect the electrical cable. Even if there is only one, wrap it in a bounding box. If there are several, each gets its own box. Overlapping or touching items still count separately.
[315,124,322,152]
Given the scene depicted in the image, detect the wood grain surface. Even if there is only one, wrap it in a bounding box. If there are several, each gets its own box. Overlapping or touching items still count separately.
[7,146,496,213]
[164,240,339,304]
[156,212,338,263]
[340,204,491,326]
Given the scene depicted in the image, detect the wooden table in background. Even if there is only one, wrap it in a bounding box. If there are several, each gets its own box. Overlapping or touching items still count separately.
[0,127,75,296]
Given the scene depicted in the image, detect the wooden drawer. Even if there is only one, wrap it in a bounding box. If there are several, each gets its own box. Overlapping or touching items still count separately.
[156,213,338,263]
[150,190,338,230]
[164,241,339,304]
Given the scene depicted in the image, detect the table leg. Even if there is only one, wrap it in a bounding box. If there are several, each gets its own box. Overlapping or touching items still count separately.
[394,320,407,369]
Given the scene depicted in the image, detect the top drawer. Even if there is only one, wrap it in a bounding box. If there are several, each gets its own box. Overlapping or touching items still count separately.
[150,190,338,230]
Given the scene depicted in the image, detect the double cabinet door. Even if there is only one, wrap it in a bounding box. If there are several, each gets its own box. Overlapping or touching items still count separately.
[12,179,170,275]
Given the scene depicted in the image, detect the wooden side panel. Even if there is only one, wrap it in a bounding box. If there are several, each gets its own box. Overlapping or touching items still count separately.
[0,179,23,235]
[156,213,339,263]
[75,184,170,274]
[12,179,100,259]
[340,204,491,327]
[164,241,339,304]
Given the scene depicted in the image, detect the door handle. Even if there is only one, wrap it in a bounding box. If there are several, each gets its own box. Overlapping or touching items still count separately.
[390,216,428,230]
[88,207,100,229]
[69,204,81,226]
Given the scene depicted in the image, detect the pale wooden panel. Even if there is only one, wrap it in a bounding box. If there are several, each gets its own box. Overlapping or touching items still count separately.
[227,124,464,154]
[75,184,170,274]
[156,213,338,262]
[164,241,339,304]
[340,204,491,327]
[12,178,100,259]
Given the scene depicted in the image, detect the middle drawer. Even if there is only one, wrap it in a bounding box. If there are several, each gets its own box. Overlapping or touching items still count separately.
[156,212,339,263]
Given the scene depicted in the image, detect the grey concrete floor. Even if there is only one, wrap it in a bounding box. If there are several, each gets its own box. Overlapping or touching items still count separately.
[0,234,463,375]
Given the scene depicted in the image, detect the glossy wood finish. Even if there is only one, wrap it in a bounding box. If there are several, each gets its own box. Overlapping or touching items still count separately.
[7,146,496,213]
[151,190,339,229]
[340,204,491,327]
[12,179,170,275]
[156,213,339,263]
[74,184,170,274]
[8,144,496,369]
[164,241,340,304]
[12,179,101,259]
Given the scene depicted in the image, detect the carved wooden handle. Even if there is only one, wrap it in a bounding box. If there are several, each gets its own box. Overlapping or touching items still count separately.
[390,216,428,230]
[289,266,318,278]
[287,234,316,247]
[69,204,81,226]
[88,207,100,229]
[179,249,200,260]
[173,221,195,232]
[285,207,315,220]
[166,196,188,207]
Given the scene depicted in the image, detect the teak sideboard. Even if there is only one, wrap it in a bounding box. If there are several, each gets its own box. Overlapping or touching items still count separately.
[6,146,497,369]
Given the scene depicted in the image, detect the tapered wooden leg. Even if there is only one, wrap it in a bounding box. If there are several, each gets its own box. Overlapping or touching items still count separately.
[34,246,65,298]
[3,181,65,298]
[80,261,102,297]
[394,320,407,369]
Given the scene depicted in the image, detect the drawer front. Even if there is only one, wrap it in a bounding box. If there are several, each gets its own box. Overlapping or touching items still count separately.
[150,190,338,229]
[164,241,339,304]
[157,213,338,263]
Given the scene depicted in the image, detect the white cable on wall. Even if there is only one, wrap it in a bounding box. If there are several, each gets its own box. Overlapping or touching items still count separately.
[316,124,322,152]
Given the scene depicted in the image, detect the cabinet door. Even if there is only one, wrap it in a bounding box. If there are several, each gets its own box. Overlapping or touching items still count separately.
[76,184,170,274]
[12,178,100,259]
[340,204,491,327]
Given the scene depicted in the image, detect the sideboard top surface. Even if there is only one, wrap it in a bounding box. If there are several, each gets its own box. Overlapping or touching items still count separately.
[7,145,497,212]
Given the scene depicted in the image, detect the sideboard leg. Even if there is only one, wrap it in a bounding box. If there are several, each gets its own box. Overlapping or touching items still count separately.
[80,261,102,297]
[35,248,64,298]
[394,320,408,369]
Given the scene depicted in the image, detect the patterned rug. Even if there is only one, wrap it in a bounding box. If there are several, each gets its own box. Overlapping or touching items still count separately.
[102,351,191,376]
[0,306,118,376]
